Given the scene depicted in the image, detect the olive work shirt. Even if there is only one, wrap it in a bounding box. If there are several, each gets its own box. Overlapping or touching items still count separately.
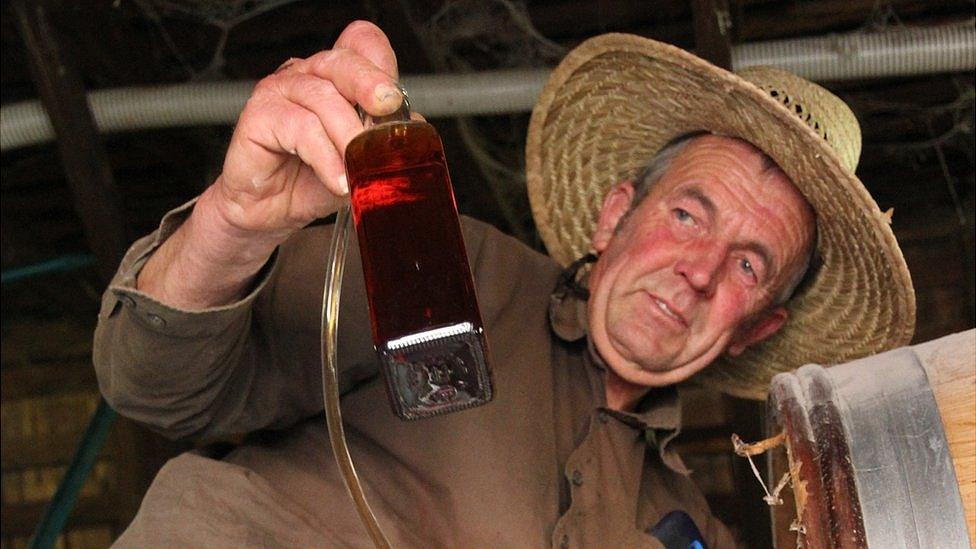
[93,200,738,548]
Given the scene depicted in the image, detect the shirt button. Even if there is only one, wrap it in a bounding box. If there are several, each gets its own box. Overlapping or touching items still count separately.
[119,295,136,309]
[560,534,569,548]
[146,313,167,328]
[571,469,583,486]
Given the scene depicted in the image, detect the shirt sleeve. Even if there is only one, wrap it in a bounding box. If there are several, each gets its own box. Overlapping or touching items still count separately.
[92,199,380,440]
[93,203,496,441]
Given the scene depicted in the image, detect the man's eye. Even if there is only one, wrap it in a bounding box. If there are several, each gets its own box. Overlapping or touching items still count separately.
[740,259,755,277]
[674,209,694,224]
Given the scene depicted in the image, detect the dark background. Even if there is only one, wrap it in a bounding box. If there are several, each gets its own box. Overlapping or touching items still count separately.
[2,1,973,547]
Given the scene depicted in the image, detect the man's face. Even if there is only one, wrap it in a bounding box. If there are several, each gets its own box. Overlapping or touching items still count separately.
[587,135,815,388]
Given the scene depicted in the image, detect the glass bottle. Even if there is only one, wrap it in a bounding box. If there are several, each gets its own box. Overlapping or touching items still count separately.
[344,89,493,420]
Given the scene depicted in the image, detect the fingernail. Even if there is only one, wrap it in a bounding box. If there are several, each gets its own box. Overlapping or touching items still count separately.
[374,83,401,106]
[338,174,349,195]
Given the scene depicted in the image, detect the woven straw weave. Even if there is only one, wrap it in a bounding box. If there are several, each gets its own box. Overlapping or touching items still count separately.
[526,34,915,399]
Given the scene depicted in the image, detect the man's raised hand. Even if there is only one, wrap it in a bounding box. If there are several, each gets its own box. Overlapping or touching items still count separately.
[135,21,402,309]
[213,20,402,238]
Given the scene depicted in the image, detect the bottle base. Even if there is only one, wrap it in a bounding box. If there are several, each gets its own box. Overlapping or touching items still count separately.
[379,322,493,420]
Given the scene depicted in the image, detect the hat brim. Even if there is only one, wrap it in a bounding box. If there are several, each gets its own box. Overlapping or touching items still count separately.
[526,34,915,399]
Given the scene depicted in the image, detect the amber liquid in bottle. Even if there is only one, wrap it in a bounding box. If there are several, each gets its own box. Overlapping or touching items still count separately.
[344,121,492,420]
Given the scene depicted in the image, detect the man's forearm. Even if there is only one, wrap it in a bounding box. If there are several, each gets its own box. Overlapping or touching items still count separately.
[137,184,283,309]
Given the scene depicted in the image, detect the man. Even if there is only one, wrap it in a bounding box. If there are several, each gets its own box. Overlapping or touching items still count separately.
[93,21,915,547]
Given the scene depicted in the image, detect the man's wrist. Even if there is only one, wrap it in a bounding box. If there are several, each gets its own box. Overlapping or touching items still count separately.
[136,185,284,309]
[188,184,285,270]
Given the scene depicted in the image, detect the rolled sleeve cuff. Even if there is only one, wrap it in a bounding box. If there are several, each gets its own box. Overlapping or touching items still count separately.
[101,197,279,340]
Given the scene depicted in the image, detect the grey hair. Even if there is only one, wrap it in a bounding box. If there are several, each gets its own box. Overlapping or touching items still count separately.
[630,131,709,208]
[624,131,818,306]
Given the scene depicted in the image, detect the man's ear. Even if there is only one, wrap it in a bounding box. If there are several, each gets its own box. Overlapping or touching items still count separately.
[591,181,636,253]
[728,307,788,357]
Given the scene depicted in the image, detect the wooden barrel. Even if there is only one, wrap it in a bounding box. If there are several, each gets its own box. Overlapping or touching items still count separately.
[766,329,975,548]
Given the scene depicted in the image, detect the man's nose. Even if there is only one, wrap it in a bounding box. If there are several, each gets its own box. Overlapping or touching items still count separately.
[675,241,724,296]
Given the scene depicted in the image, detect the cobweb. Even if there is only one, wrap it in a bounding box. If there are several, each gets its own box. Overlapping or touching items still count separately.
[131,0,302,80]
[128,0,974,239]
[399,0,567,244]
[851,2,975,226]
[130,0,563,244]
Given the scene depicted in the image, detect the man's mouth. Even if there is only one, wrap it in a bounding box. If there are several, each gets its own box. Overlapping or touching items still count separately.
[650,295,687,327]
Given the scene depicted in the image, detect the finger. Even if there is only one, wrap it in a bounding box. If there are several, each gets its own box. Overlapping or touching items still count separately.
[410,112,426,122]
[281,106,348,197]
[273,72,363,158]
[292,47,402,116]
[333,20,398,79]
[274,57,302,74]
[241,99,348,197]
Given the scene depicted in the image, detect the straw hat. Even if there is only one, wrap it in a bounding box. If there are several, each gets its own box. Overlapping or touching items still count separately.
[526,33,916,400]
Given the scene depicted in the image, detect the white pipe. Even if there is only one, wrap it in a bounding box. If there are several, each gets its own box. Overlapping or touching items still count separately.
[733,23,975,81]
[2,24,973,152]
[403,69,551,118]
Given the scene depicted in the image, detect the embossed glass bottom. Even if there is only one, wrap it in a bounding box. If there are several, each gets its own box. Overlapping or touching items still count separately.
[380,322,492,420]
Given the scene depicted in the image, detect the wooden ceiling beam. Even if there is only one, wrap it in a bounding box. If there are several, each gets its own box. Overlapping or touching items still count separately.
[527,0,687,37]
[691,0,733,69]
[736,0,969,41]
[10,1,181,536]
[11,0,127,283]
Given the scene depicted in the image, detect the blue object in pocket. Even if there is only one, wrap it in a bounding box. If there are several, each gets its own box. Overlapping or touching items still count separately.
[647,510,708,549]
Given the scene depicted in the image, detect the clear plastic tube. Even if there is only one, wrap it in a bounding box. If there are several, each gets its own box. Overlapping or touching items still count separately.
[320,203,391,548]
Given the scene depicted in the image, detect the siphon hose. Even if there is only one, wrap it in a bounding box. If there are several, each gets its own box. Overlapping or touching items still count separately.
[320,203,392,549]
